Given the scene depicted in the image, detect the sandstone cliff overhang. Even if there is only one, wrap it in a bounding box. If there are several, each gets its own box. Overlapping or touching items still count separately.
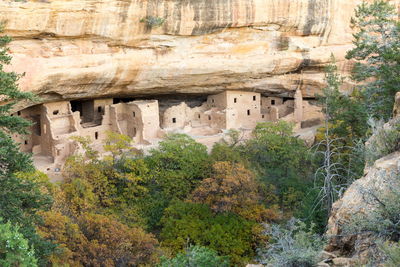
[0,0,367,106]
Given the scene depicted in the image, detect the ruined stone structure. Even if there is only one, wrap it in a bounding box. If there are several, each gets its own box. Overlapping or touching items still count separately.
[13,90,322,179]
[11,90,322,172]
[161,90,320,134]
[14,99,161,176]
[14,90,321,177]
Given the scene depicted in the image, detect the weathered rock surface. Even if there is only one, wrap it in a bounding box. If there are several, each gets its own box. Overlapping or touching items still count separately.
[324,151,400,265]
[0,0,370,105]
[325,92,400,265]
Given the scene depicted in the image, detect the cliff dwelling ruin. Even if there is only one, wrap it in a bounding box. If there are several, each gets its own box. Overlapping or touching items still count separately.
[13,90,322,180]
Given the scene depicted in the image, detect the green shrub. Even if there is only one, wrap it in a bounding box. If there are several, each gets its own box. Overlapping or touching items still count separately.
[257,218,324,267]
[140,16,165,28]
[158,246,230,267]
[0,219,38,267]
[160,200,258,265]
[381,241,400,267]
[365,118,400,165]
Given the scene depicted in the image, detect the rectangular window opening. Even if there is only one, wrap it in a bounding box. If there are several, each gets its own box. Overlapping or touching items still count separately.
[53,110,59,115]
[133,111,136,117]
[98,106,102,113]
[172,118,176,123]
[253,96,256,101]
[247,110,250,116]
[95,132,99,140]
[271,100,275,105]
[234,98,237,103]
[208,115,211,120]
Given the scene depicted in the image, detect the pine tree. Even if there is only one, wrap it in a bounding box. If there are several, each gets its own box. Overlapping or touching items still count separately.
[346,0,400,120]
[0,219,38,267]
[0,27,54,264]
[0,25,35,175]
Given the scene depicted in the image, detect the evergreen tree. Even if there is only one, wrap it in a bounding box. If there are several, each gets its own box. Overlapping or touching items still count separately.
[0,218,38,267]
[316,56,368,182]
[346,0,400,120]
[312,57,368,229]
[0,27,35,175]
[0,28,54,264]
[319,56,368,142]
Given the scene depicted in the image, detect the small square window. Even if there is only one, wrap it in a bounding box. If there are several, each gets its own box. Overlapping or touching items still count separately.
[271,100,275,105]
[98,106,102,112]
[53,110,59,115]
[253,96,256,101]
[17,111,21,116]
[24,140,28,145]
[262,115,265,119]
[172,118,176,123]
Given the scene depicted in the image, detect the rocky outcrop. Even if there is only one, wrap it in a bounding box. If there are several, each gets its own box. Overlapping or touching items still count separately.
[0,0,366,105]
[325,151,400,262]
[324,92,400,266]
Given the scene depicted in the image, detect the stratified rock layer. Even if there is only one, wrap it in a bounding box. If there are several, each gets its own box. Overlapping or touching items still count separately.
[0,0,364,104]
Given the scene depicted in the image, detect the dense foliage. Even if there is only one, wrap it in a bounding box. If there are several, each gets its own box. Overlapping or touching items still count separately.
[160,201,259,265]
[1,1,398,265]
[211,121,315,218]
[0,219,38,267]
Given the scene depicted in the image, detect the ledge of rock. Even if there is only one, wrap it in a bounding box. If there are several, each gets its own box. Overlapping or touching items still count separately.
[0,0,365,105]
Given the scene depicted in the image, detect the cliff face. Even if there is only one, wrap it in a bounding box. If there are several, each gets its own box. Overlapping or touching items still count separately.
[0,0,362,104]
[324,92,400,266]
